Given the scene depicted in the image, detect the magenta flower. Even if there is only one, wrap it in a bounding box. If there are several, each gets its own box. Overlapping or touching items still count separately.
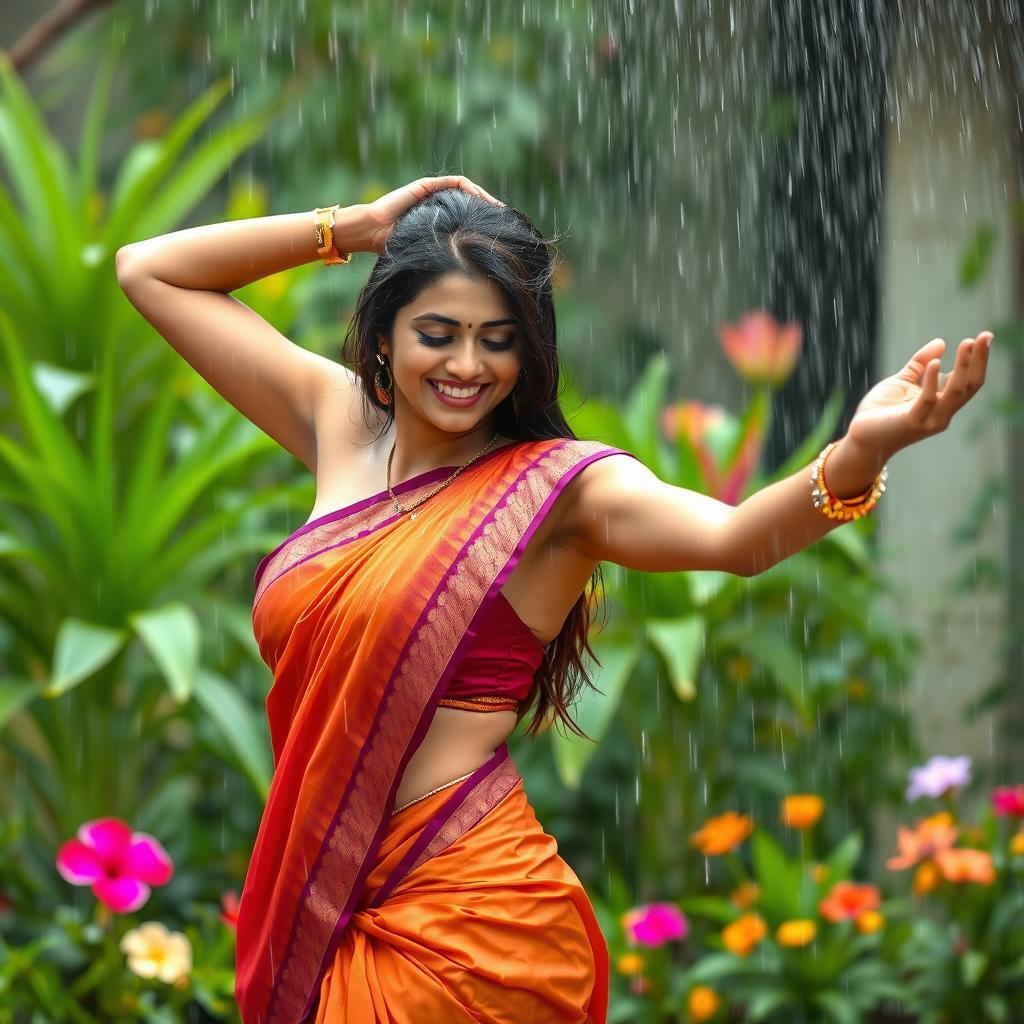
[56,817,173,913]
[719,311,802,388]
[621,902,689,947]
[906,755,972,802]
[992,785,1024,818]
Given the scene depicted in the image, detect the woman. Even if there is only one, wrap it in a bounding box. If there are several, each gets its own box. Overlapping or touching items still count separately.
[116,176,992,1023]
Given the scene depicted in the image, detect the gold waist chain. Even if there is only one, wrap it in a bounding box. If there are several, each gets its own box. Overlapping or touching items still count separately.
[393,770,475,814]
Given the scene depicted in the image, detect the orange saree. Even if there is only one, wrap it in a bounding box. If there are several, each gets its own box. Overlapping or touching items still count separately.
[234,438,636,1023]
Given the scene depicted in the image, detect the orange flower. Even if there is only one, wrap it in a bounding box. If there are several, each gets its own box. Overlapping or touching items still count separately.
[688,985,722,1021]
[729,881,760,909]
[781,795,824,830]
[913,861,942,895]
[855,910,884,934]
[690,811,753,856]
[616,952,645,975]
[1011,832,1024,857]
[887,812,958,871]
[819,881,881,923]
[722,913,767,957]
[811,863,828,884]
[776,919,816,947]
[933,848,995,886]
[718,311,802,387]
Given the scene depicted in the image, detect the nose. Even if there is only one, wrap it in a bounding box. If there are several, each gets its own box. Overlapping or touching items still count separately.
[444,340,486,381]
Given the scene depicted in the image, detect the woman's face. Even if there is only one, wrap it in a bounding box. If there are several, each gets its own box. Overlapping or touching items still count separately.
[378,272,523,434]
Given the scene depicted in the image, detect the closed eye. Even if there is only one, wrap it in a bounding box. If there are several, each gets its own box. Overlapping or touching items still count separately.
[416,331,517,352]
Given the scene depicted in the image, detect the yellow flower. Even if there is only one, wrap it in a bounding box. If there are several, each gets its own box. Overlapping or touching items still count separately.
[119,921,192,985]
[1010,832,1024,857]
[688,984,722,1021]
[616,952,645,975]
[812,862,828,884]
[855,910,884,934]
[721,913,767,957]
[912,861,942,895]
[781,794,824,829]
[690,811,753,856]
[728,881,760,909]
[776,919,816,947]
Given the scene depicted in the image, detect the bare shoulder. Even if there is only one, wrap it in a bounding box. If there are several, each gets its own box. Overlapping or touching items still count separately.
[551,451,655,548]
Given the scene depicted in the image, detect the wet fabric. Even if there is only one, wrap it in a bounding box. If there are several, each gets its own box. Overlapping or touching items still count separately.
[233,438,637,1023]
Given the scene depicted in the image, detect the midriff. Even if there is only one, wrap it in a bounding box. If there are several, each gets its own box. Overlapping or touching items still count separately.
[393,705,519,810]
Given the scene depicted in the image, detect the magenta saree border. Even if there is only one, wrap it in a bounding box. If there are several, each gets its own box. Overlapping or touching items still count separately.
[366,745,523,909]
[260,440,637,1023]
[252,441,522,598]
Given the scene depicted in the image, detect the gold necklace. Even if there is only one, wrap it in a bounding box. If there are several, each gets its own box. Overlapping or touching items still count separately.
[388,429,502,520]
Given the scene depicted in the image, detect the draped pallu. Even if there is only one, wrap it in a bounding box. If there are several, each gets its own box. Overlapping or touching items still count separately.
[234,438,634,1023]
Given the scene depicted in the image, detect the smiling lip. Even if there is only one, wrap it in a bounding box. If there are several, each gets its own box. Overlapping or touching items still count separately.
[428,380,490,406]
[430,379,491,387]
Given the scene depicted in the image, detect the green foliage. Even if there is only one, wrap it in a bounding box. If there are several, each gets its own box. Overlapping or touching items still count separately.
[0,49,302,1020]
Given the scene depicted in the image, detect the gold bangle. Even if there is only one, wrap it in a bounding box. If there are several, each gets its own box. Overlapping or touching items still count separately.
[313,205,352,266]
[809,441,887,522]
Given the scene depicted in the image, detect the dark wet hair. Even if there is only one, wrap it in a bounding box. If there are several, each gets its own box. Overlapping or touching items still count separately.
[340,186,606,742]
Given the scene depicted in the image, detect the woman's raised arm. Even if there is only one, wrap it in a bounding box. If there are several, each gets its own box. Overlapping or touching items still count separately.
[559,331,993,577]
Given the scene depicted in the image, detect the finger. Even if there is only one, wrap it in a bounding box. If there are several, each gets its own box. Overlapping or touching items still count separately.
[964,330,993,395]
[933,337,976,415]
[908,357,942,424]
[897,337,946,383]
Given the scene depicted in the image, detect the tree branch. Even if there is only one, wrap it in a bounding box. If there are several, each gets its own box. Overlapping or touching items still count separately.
[7,0,118,74]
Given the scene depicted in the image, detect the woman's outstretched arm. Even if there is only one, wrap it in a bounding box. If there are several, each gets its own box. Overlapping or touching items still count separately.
[558,332,993,577]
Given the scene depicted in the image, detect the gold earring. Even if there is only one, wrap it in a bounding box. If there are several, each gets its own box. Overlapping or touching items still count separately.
[374,354,393,405]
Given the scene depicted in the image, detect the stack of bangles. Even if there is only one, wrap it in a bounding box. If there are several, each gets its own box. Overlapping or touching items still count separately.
[313,204,352,265]
[811,441,888,522]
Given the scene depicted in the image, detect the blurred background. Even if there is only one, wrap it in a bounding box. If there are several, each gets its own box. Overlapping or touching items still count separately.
[1,1,1022,1020]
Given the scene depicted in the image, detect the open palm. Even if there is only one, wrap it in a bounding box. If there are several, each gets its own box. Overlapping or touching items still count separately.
[846,331,994,456]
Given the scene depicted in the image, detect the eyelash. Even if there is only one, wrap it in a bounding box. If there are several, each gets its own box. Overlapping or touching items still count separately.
[415,331,516,352]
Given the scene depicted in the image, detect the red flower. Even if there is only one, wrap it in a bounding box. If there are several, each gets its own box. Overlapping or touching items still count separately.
[220,890,240,930]
[992,785,1024,818]
[819,881,881,923]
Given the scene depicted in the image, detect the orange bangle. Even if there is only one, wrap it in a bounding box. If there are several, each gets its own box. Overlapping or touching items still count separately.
[810,441,887,522]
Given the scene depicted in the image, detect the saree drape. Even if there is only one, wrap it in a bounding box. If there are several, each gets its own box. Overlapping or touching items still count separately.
[234,438,635,1023]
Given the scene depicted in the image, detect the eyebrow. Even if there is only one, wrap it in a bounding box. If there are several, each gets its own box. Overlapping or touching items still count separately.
[412,313,517,329]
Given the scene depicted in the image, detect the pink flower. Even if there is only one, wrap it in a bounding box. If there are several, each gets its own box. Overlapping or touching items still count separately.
[660,400,762,504]
[719,311,802,387]
[906,755,972,802]
[622,902,688,947]
[992,786,1024,818]
[56,817,173,914]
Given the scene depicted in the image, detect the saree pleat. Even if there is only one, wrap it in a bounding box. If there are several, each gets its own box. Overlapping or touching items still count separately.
[314,754,608,1023]
[234,438,636,1023]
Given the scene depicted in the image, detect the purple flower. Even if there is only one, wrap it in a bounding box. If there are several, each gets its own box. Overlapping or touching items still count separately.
[906,755,971,802]
[621,902,689,947]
